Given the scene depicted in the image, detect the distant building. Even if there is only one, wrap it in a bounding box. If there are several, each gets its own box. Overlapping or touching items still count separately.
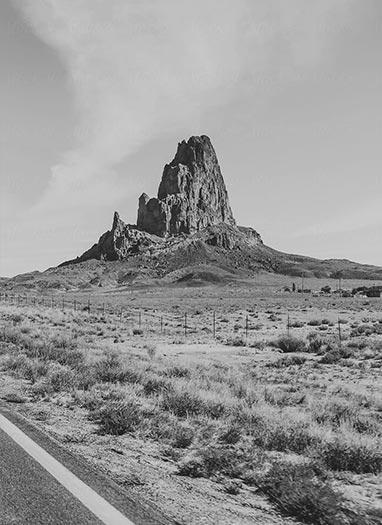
[366,288,382,298]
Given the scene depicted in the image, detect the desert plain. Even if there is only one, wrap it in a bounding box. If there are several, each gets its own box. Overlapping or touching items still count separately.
[1,273,382,525]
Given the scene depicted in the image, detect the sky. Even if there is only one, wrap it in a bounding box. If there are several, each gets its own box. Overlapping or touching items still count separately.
[0,0,381,277]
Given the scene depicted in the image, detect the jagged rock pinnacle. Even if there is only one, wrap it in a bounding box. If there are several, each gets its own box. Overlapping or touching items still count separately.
[137,135,236,236]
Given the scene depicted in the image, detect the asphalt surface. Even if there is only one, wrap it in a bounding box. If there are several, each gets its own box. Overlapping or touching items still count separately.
[0,402,172,525]
[0,426,103,524]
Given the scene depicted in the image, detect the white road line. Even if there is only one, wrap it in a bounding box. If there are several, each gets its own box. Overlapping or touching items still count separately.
[0,413,135,525]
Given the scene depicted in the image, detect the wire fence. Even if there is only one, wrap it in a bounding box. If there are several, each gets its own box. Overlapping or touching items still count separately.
[0,291,261,343]
[0,291,346,345]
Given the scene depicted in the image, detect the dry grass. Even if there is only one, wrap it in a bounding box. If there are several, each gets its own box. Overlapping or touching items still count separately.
[0,294,382,524]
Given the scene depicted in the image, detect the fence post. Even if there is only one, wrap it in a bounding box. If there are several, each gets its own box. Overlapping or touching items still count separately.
[160,316,163,335]
[184,312,187,339]
[139,311,142,329]
[287,314,290,336]
[213,311,216,340]
[338,318,342,345]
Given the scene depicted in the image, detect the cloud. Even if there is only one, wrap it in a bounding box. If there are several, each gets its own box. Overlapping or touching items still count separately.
[3,0,356,276]
[15,0,355,207]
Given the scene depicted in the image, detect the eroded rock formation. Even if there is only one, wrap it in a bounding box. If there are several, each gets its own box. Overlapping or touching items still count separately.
[137,135,235,236]
[61,135,263,269]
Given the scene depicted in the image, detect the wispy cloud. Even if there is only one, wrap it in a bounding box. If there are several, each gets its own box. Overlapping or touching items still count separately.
[15,0,355,209]
[4,0,356,275]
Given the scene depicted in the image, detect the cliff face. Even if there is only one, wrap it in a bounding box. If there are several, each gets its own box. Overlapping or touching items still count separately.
[137,135,235,236]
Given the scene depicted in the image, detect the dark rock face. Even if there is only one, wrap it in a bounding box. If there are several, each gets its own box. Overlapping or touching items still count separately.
[137,135,235,236]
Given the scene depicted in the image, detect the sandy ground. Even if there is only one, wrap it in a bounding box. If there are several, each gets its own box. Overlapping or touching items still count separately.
[1,279,382,524]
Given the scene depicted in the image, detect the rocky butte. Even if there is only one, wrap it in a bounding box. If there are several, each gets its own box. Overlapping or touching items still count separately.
[64,135,263,267]
[58,135,382,282]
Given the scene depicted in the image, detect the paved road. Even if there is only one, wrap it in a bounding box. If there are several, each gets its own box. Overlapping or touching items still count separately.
[0,402,171,525]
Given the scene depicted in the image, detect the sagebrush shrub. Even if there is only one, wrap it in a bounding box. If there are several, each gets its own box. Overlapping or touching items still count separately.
[268,355,307,368]
[318,436,382,474]
[162,388,205,417]
[94,352,140,384]
[47,363,77,392]
[271,335,306,353]
[89,399,142,435]
[258,462,346,525]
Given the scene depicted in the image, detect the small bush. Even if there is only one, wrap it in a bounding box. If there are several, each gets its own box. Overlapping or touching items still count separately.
[264,389,306,407]
[319,351,341,364]
[94,352,139,384]
[225,336,246,347]
[9,314,23,324]
[47,363,77,392]
[307,334,325,353]
[289,321,305,328]
[258,462,346,525]
[271,335,306,353]
[313,399,359,428]
[218,422,242,444]
[253,419,317,454]
[89,399,142,435]
[178,446,242,478]
[268,355,307,368]
[132,328,143,336]
[165,366,191,378]
[142,376,171,395]
[3,354,49,383]
[318,436,382,474]
[177,451,206,478]
[320,345,354,364]
[162,388,205,417]
[171,423,194,448]
[161,387,226,419]
[307,319,322,327]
